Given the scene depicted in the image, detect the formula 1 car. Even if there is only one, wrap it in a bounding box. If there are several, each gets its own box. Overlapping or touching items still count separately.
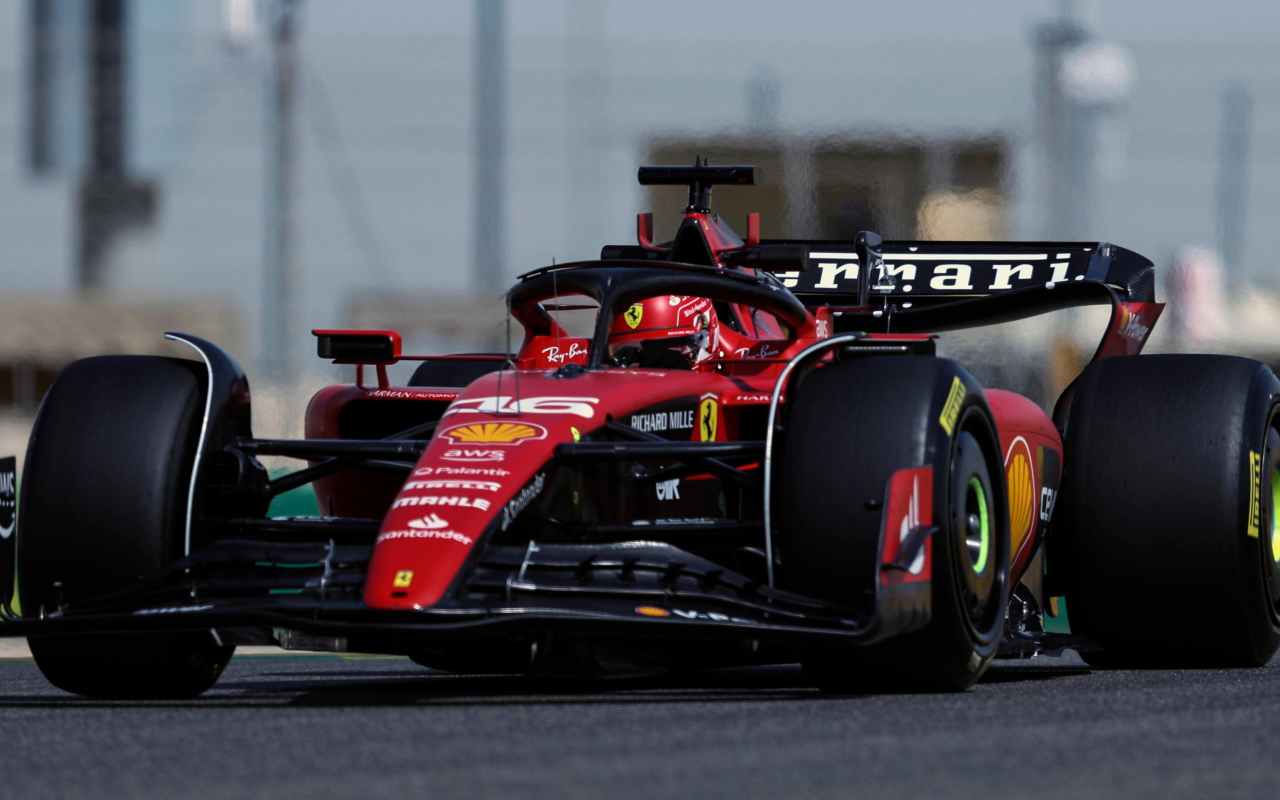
[2,164,1278,698]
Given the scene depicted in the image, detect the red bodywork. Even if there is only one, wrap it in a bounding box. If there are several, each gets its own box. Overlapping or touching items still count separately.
[305,205,1157,612]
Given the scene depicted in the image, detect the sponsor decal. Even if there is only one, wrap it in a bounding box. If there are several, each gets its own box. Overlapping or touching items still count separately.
[570,426,582,442]
[377,529,474,545]
[366,389,458,401]
[632,516,719,526]
[698,396,719,442]
[669,608,753,624]
[629,408,695,433]
[133,604,215,616]
[880,466,933,585]
[415,465,510,477]
[1005,437,1037,550]
[1117,306,1151,343]
[815,317,831,338]
[938,376,966,436]
[392,495,491,512]
[779,251,1080,295]
[1034,446,1062,533]
[655,478,681,501]
[1040,487,1057,523]
[393,570,414,589]
[732,393,771,403]
[540,342,589,365]
[0,458,14,540]
[501,472,547,531]
[404,479,502,493]
[407,513,449,530]
[442,448,506,463]
[624,303,644,329]
[899,476,927,575]
[733,344,780,360]
[440,421,548,446]
[444,395,600,420]
[674,297,713,323]
[1247,450,1261,539]
[632,604,749,624]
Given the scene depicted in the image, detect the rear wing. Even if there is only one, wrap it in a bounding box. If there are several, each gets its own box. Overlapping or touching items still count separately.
[745,240,1162,360]
[746,240,1155,308]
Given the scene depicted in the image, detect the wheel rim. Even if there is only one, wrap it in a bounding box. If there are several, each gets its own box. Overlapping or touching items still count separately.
[966,477,991,574]
[1271,467,1280,565]
[954,452,996,629]
[1264,426,1280,623]
[1267,457,1280,618]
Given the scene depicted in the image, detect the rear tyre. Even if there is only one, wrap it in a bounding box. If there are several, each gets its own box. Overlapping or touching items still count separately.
[1052,354,1280,667]
[778,357,1010,691]
[19,356,234,698]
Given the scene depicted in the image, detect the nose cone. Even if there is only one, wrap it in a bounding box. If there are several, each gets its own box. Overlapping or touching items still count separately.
[363,418,560,609]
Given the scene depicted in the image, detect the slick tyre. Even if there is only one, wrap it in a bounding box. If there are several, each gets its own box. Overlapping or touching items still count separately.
[1052,355,1280,667]
[19,356,234,698]
[778,357,1010,692]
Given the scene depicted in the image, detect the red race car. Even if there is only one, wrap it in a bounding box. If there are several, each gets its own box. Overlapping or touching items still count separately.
[2,164,1277,697]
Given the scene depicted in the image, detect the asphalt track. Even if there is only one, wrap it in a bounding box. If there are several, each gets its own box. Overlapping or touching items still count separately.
[0,652,1275,799]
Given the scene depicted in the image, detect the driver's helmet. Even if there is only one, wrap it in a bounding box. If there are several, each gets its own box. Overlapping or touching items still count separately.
[607,295,718,368]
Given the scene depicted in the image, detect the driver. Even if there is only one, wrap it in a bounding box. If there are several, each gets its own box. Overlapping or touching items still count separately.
[607,295,718,369]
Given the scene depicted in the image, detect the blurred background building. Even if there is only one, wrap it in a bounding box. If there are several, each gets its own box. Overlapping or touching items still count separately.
[1,0,1278,447]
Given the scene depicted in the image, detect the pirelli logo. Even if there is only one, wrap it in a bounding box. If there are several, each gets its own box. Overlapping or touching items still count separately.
[939,377,966,437]
[1248,450,1262,539]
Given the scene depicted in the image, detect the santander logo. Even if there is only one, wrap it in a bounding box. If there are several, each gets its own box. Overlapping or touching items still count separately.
[407,513,449,530]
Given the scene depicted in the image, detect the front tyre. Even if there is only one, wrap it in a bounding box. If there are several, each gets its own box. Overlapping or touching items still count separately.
[19,356,234,698]
[778,357,1010,691]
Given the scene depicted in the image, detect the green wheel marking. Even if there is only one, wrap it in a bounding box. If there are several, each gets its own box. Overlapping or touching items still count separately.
[968,476,991,574]
[1271,468,1280,563]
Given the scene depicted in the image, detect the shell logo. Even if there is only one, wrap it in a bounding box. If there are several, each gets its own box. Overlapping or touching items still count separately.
[1005,437,1037,549]
[439,421,547,446]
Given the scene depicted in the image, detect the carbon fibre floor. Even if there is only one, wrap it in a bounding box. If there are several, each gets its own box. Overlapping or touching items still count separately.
[0,652,1275,799]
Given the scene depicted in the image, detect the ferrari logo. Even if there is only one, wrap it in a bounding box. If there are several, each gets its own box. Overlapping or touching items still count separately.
[698,397,718,442]
[393,570,414,589]
[624,303,644,329]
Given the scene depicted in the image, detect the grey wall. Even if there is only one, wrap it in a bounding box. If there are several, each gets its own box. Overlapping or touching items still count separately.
[2,0,1278,375]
